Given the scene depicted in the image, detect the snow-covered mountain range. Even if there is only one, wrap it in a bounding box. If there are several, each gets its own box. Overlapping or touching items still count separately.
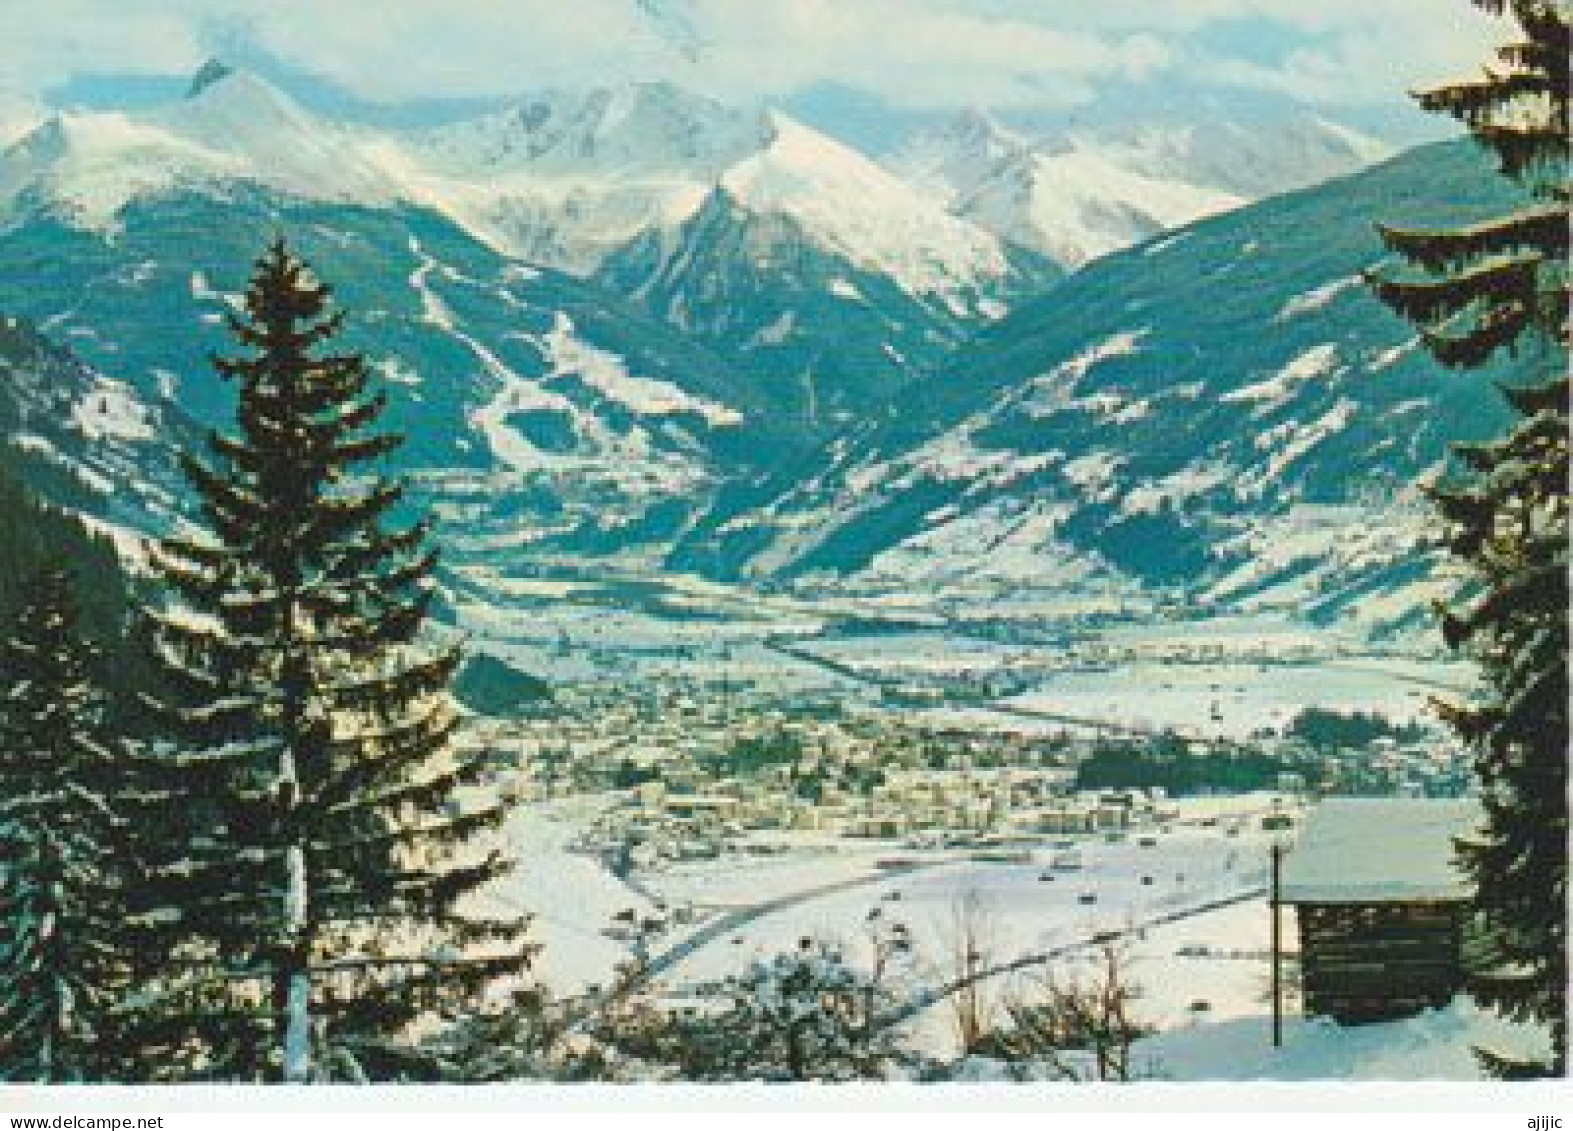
[887,109,1388,269]
[0,64,1069,431]
[0,66,1025,297]
[0,62,1390,282]
[0,60,1505,639]
[673,140,1527,635]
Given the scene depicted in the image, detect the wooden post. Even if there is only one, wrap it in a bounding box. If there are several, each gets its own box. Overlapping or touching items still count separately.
[1270,840,1283,1048]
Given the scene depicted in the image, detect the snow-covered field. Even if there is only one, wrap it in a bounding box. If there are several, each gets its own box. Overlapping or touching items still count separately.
[485,795,1294,1040]
[1132,997,1551,1081]
[472,796,658,993]
[1006,658,1471,738]
[476,791,1544,1080]
[648,820,1274,987]
[799,632,1030,675]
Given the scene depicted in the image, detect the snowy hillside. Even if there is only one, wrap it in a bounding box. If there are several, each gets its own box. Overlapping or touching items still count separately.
[409,92,1061,431]
[719,113,1015,309]
[0,315,186,559]
[0,190,777,594]
[888,110,1388,270]
[599,115,1060,430]
[681,140,1527,634]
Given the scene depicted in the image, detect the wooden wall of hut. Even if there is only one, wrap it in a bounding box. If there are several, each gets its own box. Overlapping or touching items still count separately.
[1297,901,1465,1023]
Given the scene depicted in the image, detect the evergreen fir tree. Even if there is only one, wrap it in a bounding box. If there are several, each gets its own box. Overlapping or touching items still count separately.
[0,442,130,668]
[0,564,130,1082]
[133,239,531,1082]
[1366,0,1568,1076]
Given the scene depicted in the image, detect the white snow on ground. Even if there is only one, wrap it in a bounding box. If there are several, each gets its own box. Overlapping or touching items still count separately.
[188,269,242,310]
[406,239,459,332]
[899,431,1057,491]
[1251,398,1358,489]
[646,811,1281,1007]
[1202,495,1450,634]
[481,788,1546,1079]
[76,513,151,568]
[1071,391,1151,424]
[1095,613,1346,652]
[156,71,398,205]
[887,110,1386,272]
[11,432,55,457]
[70,376,154,443]
[1120,461,1234,517]
[1023,331,1148,417]
[887,113,1245,270]
[858,499,1109,592]
[961,142,1244,269]
[541,311,740,426]
[473,797,656,994]
[1371,336,1421,371]
[3,68,1021,305]
[1062,451,1123,498]
[0,112,241,230]
[1122,897,1284,1031]
[1134,997,1551,1081]
[650,843,912,910]
[935,888,1292,1064]
[799,632,1031,677]
[0,75,401,231]
[1274,276,1360,321]
[1006,658,1465,738]
[609,799,1328,1067]
[1221,343,1342,416]
[400,81,764,271]
[828,277,863,302]
[457,317,585,476]
[375,356,421,386]
[402,235,720,495]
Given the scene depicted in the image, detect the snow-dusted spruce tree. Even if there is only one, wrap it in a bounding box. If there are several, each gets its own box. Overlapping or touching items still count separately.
[679,933,911,1082]
[0,564,130,1081]
[1366,0,1568,1077]
[132,240,531,1082]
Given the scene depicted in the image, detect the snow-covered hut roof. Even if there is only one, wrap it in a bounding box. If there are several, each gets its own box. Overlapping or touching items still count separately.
[1279,798,1480,904]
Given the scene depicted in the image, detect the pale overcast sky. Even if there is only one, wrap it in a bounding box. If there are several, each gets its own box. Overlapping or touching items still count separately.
[0,1,1512,144]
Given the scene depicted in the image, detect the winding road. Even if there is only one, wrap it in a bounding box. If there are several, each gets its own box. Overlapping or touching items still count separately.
[636,860,936,984]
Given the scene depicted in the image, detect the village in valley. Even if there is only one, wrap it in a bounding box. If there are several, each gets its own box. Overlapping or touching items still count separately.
[467,653,1466,863]
[433,604,1521,1078]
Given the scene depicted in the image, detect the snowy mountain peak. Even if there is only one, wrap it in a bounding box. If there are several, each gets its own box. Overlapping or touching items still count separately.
[186,58,235,99]
[934,108,1028,161]
[715,111,1014,304]
[417,81,768,179]
[0,67,403,230]
[160,66,325,145]
[886,108,1030,206]
[888,109,1390,271]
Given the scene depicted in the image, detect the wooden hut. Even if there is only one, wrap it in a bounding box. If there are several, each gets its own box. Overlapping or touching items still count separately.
[1280,798,1479,1024]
